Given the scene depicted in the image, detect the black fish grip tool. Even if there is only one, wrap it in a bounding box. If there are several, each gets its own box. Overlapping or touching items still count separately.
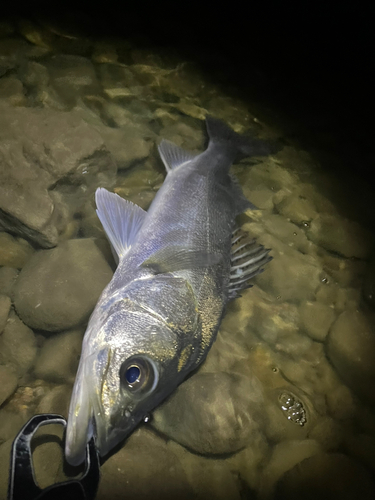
[7,414,100,500]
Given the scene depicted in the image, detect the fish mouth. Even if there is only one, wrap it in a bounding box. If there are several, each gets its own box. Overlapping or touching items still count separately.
[65,349,136,466]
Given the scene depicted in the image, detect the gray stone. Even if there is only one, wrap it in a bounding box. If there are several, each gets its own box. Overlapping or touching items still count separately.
[97,428,194,500]
[0,102,116,248]
[0,365,18,405]
[259,439,322,499]
[0,312,37,376]
[276,191,318,224]
[0,294,11,333]
[299,301,336,341]
[46,54,101,108]
[0,266,18,298]
[275,453,375,500]
[0,440,12,499]
[0,74,26,106]
[34,328,84,383]
[246,231,323,303]
[36,385,72,418]
[0,232,35,268]
[0,409,26,444]
[307,213,374,259]
[326,310,375,405]
[14,238,113,332]
[308,416,343,451]
[152,372,264,455]
[170,441,242,500]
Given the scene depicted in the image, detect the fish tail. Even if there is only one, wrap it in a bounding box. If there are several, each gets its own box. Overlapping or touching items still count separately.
[206,115,279,159]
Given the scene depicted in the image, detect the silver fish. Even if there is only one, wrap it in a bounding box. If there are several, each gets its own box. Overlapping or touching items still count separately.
[65,116,274,465]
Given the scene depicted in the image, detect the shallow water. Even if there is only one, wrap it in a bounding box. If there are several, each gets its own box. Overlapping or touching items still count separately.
[0,16,375,500]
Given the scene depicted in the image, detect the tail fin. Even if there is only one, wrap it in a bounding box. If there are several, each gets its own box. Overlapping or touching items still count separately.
[205,115,280,159]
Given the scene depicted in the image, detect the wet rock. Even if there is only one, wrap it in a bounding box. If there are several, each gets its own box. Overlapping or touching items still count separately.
[226,437,270,492]
[261,214,315,254]
[246,231,322,302]
[169,441,242,500]
[259,439,322,499]
[92,41,119,63]
[0,294,11,333]
[0,409,26,444]
[0,232,35,268]
[0,365,18,405]
[0,74,26,105]
[233,156,297,193]
[5,382,48,418]
[247,188,274,210]
[321,252,366,288]
[159,120,203,151]
[97,428,194,500]
[46,54,100,108]
[276,191,317,224]
[308,416,343,451]
[0,312,37,376]
[0,440,12,499]
[32,424,66,489]
[36,385,72,417]
[326,310,375,405]
[325,383,355,420]
[0,102,115,248]
[307,213,374,259]
[97,126,153,170]
[363,257,375,309]
[299,301,336,341]
[34,328,84,383]
[152,372,264,455]
[14,238,113,332]
[274,453,375,500]
[0,266,18,298]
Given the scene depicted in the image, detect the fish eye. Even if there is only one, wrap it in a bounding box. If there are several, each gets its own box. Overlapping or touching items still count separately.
[120,355,158,396]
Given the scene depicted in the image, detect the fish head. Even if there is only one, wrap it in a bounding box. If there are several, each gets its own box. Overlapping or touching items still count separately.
[65,301,199,466]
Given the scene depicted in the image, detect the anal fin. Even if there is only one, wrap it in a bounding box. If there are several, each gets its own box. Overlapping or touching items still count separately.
[228,228,272,299]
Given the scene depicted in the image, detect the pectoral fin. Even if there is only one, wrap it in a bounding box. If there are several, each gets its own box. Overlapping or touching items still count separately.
[95,188,147,263]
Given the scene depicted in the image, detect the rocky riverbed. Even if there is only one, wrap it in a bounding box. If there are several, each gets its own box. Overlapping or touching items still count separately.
[1,16,375,500]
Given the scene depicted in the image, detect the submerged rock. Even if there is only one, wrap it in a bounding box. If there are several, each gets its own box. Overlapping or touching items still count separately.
[0,232,34,268]
[13,238,113,332]
[326,310,375,405]
[0,294,11,333]
[97,428,194,500]
[307,213,374,259]
[299,301,336,342]
[0,312,37,376]
[152,372,264,455]
[0,102,116,248]
[259,439,322,499]
[0,365,18,406]
[0,266,18,298]
[275,453,375,500]
[34,328,84,383]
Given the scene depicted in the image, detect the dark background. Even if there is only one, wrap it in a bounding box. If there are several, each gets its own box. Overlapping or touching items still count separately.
[2,2,374,180]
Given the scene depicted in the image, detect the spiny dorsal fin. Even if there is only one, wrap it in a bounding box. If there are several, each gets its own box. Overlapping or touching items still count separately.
[228,228,272,300]
[95,188,147,263]
[158,140,198,172]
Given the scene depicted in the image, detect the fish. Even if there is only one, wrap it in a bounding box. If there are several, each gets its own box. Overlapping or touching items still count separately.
[65,116,275,466]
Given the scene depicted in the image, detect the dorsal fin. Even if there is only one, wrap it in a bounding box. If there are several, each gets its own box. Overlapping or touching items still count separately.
[95,188,147,263]
[158,140,198,172]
